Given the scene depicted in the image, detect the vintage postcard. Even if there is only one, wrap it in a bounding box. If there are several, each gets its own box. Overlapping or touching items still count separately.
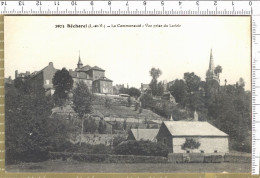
[4,16,251,173]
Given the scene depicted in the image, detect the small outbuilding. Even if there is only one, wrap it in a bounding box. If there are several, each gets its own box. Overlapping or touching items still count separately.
[156,121,229,153]
[128,129,159,142]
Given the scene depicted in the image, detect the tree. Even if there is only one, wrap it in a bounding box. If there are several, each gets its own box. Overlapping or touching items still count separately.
[149,68,162,96]
[53,68,74,107]
[168,79,187,107]
[128,87,141,99]
[207,82,251,152]
[84,118,97,133]
[5,86,66,163]
[140,93,153,109]
[113,135,126,147]
[113,121,122,133]
[149,79,158,96]
[134,102,139,111]
[149,68,162,80]
[13,78,32,94]
[98,119,107,134]
[214,65,223,78]
[181,138,200,152]
[238,78,245,88]
[73,80,93,146]
[161,102,174,119]
[127,96,132,107]
[184,72,201,93]
[119,87,129,94]
[157,81,165,96]
[104,97,112,108]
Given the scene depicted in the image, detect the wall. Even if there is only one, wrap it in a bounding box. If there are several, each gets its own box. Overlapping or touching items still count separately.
[92,70,105,80]
[92,80,100,93]
[156,123,173,152]
[42,63,57,89]
[29,72,44,91]
[172,137,229,153]
[73,78,93,92]
[100,80,113,94]
[70,134,127,146]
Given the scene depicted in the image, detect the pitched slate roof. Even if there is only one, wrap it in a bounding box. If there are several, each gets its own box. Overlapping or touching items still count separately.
[69,70,90,79]
[78,65,104,72]
[79,65,91,72]
[94,77,113,82]
[29,63,57,79]
[90,66,105,71]
[130,129,159,141]
[163,121,228,137]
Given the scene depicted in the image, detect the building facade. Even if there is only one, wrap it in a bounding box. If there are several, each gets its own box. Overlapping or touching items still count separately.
[14,56,113,95]
[156,120,229,153]
[69,56,113,94]
[16,62,58,95]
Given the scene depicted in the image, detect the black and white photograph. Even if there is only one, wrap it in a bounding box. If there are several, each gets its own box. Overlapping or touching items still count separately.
[4,16,251,173]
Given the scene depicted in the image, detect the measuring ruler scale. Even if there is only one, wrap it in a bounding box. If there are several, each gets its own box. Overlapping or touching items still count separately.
[0,1,258,15]
[0,0,260,175]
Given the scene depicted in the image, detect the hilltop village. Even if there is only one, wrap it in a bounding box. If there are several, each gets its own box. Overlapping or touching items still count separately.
[5,50,251,166]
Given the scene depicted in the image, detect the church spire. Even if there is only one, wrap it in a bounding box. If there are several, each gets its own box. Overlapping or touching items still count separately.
[77,51,83,69]
[209,48,214,71]
[206,48,219,83]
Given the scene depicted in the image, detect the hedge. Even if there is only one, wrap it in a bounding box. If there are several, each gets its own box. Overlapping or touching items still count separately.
[49,152,168,163]
[114,140,168,157]
[224,153,251,163]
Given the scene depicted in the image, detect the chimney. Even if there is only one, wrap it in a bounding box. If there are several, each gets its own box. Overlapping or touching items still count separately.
[194,110,198,121]
[49,62,53,66]
[15,70,18,78]
[26,71,30,76]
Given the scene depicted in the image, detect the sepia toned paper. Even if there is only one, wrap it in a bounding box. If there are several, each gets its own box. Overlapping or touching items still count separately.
[1,15,254,177]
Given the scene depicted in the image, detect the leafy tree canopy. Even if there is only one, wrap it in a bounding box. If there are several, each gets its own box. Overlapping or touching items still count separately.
[5,86,66,163]
[73,80,93,118]
[128,87,141,98]
[184,72,201,93]
[168,79,187,107]
[181,138,200,151]
[53,68,73,106]
[149,68,162,80]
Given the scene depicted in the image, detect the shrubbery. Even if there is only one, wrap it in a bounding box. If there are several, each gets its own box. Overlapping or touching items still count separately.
[49,152,168,163]
[59,142,113,154]
[5,85,68,164]
[112,135,126,147]
[114,140,168,157]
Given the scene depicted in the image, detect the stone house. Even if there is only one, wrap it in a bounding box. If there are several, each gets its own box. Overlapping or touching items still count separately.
[15,55,113,95]
[24,62,57,95]
[69,56,113,94]
[156,120,229,153]
[140,83,150,93]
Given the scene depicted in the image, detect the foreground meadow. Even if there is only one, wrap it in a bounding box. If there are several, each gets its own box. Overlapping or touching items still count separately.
[6,160,251,173]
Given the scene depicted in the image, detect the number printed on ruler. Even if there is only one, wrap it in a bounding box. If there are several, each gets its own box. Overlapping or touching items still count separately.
[0,1,259,15]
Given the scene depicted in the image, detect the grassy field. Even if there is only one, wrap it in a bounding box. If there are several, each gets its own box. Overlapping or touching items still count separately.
[6,160,251,173]
[93,104,164,120]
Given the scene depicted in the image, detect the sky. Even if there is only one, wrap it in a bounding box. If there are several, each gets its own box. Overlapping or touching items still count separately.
[4,16,251,90]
